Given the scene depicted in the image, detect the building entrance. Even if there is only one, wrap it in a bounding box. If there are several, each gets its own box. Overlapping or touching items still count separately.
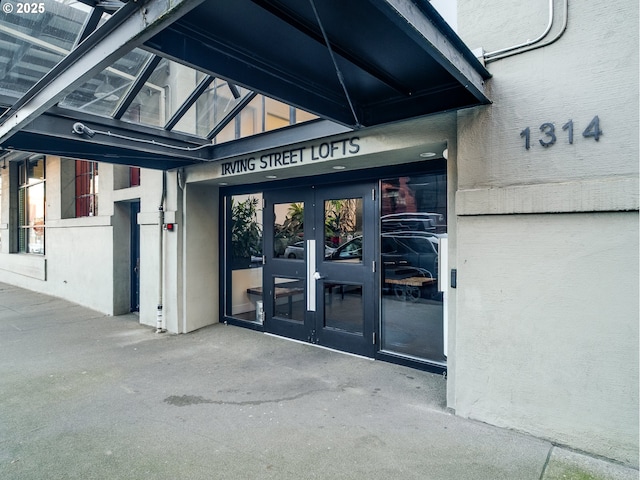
[224,166,448,369]
[262,183,376,357]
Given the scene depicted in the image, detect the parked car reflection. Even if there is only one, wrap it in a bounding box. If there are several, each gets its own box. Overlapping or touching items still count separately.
[284,241,336,259]
[381,212,445,234]
[326,232,445,300]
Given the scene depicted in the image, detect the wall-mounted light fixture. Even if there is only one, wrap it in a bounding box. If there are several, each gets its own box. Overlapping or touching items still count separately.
[72,122,96,138]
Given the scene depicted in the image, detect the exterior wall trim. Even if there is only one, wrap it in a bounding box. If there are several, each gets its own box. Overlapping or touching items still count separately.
[456,176,639,216]
[0,253,46,280]
[46,216,112,228]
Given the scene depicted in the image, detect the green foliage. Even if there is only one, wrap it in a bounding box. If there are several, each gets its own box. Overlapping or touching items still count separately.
[324,199,357,244]
[231,197,262,260]
[274,203,304,255]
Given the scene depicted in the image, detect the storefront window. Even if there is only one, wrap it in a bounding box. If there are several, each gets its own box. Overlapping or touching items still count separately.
[228,193,263,322]
[18,156,46,254]
[380,173,447,364]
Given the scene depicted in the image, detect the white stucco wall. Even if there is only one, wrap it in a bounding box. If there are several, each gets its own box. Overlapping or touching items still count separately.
[137,169,166,329]
[455,212,638,463]
[182,183,219,332]
[0,158,153,317]
[454,0,639,466]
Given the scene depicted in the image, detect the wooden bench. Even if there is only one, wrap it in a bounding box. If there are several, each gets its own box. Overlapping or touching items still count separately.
[247,286,304,317]
[247,286,304,298]
[384,276,436,301]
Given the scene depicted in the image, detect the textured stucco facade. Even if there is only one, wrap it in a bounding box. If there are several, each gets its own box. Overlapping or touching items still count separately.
[452,0,639,465]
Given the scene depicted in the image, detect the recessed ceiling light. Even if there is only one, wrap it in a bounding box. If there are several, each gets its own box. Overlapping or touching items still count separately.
[419,152,436,158]
[266,175,277,179]
[332,165,346,170]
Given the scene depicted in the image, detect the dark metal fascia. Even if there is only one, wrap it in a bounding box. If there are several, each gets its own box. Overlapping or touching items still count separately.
[250,0,411,96]
[207,118,351,161]
[47,104,209,147]
[143,21,353,125]
[369,0,490,104]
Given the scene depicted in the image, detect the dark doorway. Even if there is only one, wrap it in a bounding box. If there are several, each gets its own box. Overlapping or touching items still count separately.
[130,201,140,312]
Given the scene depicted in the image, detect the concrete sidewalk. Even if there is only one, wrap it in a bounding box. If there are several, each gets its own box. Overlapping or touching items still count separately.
[0,283,637,480]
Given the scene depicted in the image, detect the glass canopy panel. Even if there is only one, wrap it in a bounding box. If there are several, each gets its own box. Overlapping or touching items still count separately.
[173,80,253,137]
[214,116,237,144]
[59,48,153,117]
[210,96,318,144]
[227,95,318,141]
[121,58,200,128]
[0,0,91,98]
[238,96,279,138]
[295,108,317,123]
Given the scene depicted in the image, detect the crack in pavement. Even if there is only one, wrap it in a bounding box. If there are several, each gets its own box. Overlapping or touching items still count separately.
[164,389,328,407]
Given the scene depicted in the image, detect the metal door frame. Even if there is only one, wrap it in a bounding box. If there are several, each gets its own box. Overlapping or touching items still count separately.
[262,183,377,357]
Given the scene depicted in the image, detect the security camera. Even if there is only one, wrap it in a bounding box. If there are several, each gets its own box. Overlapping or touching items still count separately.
[72,122,95,138]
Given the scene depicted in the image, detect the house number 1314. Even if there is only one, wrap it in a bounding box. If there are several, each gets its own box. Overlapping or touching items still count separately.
[520,115,602,150]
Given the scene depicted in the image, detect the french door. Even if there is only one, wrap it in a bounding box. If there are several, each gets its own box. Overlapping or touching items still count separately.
[262,183,377,357]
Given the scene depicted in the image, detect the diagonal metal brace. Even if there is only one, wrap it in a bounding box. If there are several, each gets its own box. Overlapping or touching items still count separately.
[308,0,361,128]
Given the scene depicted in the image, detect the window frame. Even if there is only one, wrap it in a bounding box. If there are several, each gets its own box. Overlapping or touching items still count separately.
[17,156,46,254]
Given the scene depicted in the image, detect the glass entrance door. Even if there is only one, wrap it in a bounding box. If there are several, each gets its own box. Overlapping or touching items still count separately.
[262,188,312,342]
[312,184,376,356]
[225,168,448,367]
[262,183,377,357]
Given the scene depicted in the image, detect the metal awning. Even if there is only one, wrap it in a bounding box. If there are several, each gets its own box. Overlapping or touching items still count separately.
[0,0,490,169]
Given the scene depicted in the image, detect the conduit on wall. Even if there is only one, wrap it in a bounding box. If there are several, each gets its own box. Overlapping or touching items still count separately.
[483,0,568,63]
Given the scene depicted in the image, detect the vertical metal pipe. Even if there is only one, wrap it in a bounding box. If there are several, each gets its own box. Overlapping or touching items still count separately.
[156,172,166,333]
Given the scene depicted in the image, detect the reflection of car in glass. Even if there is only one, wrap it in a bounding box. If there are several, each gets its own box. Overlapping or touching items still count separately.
[381,212,445,234]
[284,241,336,259]
[326,238,362,260]
[327,232,446,300]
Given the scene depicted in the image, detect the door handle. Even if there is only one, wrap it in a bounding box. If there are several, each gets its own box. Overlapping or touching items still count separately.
[313,271,326,280]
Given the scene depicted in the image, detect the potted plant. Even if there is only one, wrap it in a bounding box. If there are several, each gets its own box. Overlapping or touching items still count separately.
[274,202,304,256]
[231,196,263,269]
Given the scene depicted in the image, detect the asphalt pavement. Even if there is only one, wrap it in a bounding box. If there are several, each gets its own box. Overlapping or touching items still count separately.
[0,282,637,480]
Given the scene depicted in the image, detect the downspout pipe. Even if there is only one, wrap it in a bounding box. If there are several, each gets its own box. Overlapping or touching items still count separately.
[156,172,166,333]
